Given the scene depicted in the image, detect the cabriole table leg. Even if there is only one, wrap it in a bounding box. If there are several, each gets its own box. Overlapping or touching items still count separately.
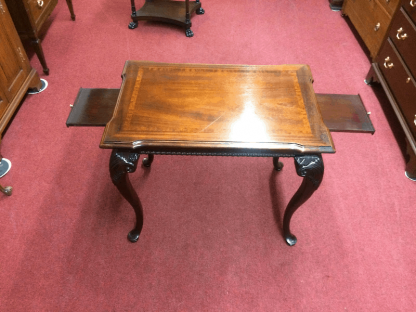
[283,154,324,246]
[110,149,143,242]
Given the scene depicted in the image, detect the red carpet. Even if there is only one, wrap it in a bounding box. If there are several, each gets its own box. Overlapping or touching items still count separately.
[1,0,415,310]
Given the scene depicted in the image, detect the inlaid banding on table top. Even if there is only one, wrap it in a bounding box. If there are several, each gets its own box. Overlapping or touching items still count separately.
[101,61,335,154]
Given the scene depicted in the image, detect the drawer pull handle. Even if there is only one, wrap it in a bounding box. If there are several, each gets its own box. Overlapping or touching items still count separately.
[411,0,416,7]
[414,115,416,126]
[374,23,381,31]
[396,28,408,40]
[37,0,44,8]
[384,57,394,69]
[386,0,390,2]
[407,77,411,83]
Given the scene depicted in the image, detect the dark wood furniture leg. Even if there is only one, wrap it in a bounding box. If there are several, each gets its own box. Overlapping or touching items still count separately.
[66,0,76,21]
[142,154,154,167]
[31,39,49,75]
[185,0,192,37]
[273,157,284,171]
[110,149,143,242]
[283,155,324,246]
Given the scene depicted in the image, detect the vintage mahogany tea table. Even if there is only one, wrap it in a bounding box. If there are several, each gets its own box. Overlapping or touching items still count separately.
[66,61,374,245]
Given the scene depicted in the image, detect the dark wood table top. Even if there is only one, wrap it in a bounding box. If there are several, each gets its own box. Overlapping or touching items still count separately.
[100,61,335,156]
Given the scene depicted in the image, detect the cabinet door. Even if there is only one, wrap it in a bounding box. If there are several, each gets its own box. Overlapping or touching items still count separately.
[0,81,9,120]
[0,0,31,102]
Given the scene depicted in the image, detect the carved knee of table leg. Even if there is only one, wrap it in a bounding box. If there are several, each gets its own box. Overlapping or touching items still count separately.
[109,149,143,242]
[283,155,324,246]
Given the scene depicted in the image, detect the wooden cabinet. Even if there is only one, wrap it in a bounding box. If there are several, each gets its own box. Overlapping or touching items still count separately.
[1,0,42,196]
[4,0,75,75]
[366,0,416,180]
[342,0,401,59]
[0,0,42,144]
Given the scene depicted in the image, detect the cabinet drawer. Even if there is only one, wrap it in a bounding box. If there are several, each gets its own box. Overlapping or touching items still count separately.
[343,0,391,58]
[377,0,400,17]
[403,0,416,24]
[27,0,56,30]
[378,38,416,137]
[389,7,416,77]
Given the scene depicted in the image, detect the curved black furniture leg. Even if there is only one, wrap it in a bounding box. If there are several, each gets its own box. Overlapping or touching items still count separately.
[283,154,324,246]
[110,149,143,242]
[273,157,284,171]
[142,154,154,167]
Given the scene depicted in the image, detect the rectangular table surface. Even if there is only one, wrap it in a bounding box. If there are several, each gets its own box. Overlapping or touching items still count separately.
[100,61,335,156]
